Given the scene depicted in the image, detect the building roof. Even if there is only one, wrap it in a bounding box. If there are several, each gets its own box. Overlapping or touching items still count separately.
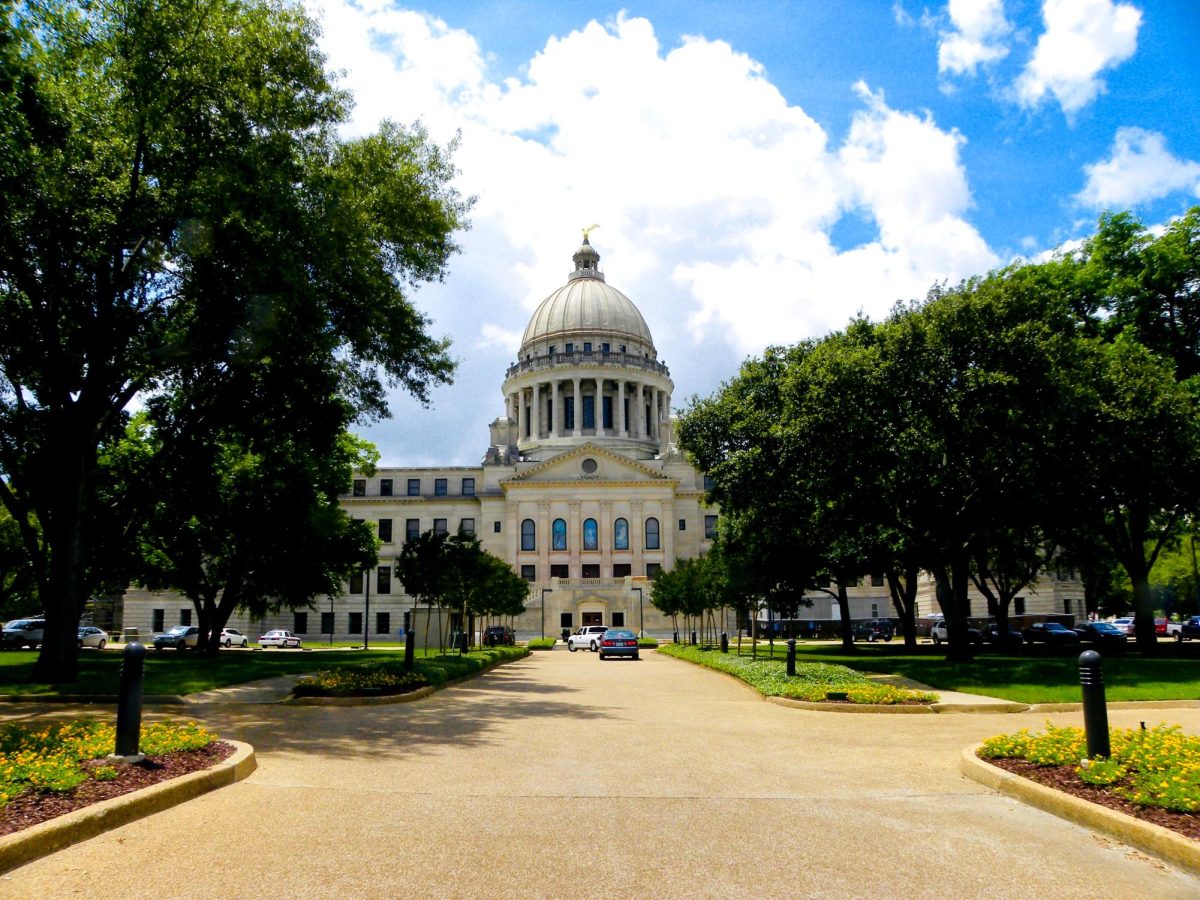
[520,238,655,351]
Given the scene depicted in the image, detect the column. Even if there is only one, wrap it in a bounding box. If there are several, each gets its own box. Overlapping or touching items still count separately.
[650,387,659,440]
[662,497,675,565]
[530,382,541,440]
[517,389,526,440]
[537,501,550,582]
[573,378,582,437]
[568,500,582,579]
[552,381,561,437]
[617,381,626,437]
[633,383,644,438]
[599,500,613,578]
[631,500,644,576]
[595,378,605,437]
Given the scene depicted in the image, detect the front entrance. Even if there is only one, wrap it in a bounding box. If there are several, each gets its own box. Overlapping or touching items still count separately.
[582,612,604,627]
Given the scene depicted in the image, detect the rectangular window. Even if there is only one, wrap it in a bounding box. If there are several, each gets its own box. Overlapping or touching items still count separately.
[602,342,610,354]
[870,573,884,587]
[460,518,475,535]
[703,474,715,491]
[678,518,686,531]
[377,566,391,594]
[550,564,569,579]
[348,612,362,635]
[612,563,631,578]
[153,609,164,632]
[352,479,366,497]
[294,612,308,634]
[602,396,613,429]
[521,565,536,582]
[1014,597,1025,616]
[434,478,447,496]
[380,478,393,497]
[612,612,624,627]
[1063,599,1072,615]
[349,571,364,594]
[583,341,592,352]
[870,603,879,618]
[704,515,718,539]
[646,563,662,578]
[549,345,556,355]
[407,478,420,496]
[434,518,448,535]
[493,521,502,533]
[376,612,390,636]
[180,608,192,626]
[321,612,334,635]
[582,563,600,578]
[565,397,575,429]
[378,519,392,543]
[462,477,475,496]
[565,342,574,354]
[583,395,595,428]
[406,519,420,542]
[560,612,573,628]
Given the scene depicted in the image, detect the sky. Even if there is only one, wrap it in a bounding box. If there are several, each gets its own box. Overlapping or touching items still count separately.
[301,0,1200,466]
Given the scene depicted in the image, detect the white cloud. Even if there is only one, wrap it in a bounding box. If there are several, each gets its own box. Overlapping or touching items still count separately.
[938,0,1011,76]
[1078,127,1200,208]
[304,3,1000,458]
[1014,0,1141,116]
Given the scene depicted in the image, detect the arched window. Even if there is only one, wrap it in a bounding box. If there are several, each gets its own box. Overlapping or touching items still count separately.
[613,518,629,551]
[521,519,536,552]
[552,518,567,551]
[645,517,660,550]
[583,518,598,551]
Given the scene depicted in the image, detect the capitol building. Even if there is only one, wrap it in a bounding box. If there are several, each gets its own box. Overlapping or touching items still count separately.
[120,236,1086,642]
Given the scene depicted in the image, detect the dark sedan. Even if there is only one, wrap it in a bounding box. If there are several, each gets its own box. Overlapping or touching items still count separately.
[598,628,639,660]
[1075,621,1128,650]
[1022,621,1081,646]
[981,623,1024,649]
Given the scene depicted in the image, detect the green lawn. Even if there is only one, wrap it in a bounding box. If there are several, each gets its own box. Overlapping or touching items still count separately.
[0,646,455,697]
[700,639,1200,704]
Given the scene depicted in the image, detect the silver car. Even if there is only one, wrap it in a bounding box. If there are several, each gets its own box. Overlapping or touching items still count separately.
[78,626,108,649]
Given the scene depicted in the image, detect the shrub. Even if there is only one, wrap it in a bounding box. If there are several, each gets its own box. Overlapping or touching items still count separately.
[637,637,659,648]
[527,637,556,650]
[292,646,528,696]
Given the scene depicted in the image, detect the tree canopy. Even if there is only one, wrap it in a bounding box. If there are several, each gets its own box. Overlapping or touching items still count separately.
[0,0,469,680]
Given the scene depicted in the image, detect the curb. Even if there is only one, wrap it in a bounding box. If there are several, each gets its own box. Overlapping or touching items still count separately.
[0,740,256,875]
[960,743,1200,876]
[1029,700,1200,713]
[767,696,935,714]
[0,695,188,705]
[932,700,1030,714]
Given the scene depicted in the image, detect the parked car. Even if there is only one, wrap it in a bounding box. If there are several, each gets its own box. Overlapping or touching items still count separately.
[1,618,45,649]
[153,625,200,651]
[598,628,639,660]
[567,625,609,652]
[258,629,302,649]
[930,621,981,645]
[980,623,1024,649]
[1022,621,1081,647]
[483,625,515,646]
[219,627,249,648]
[1176,616,1200,642]
[851,619,895,643]
[77,626,108,649]
[1075,621,1128,650]
[1110,617,1135,635]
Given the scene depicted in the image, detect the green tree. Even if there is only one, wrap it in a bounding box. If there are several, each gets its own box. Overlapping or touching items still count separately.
[0,505,37,619]
[0,0,467,680]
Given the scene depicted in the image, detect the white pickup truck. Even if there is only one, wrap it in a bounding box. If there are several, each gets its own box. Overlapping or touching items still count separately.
[567,625,609,652]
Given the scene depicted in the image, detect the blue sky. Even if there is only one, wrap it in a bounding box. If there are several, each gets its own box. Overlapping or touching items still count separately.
[304,0,1200,465]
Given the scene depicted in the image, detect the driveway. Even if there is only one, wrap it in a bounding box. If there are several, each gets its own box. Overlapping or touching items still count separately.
[3,649,1198,898]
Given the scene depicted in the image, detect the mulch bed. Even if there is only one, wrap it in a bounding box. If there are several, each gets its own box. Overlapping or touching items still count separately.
[0,741,236,838]
[987,756,1200,842]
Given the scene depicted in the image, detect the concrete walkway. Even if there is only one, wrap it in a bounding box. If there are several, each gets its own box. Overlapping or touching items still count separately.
[3,650,1199,898]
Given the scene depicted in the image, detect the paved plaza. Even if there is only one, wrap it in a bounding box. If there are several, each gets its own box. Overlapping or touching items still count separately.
[2,649,1199,898]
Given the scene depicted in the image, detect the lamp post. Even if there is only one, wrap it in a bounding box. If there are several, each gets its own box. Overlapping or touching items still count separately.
[328,592,334,647]
[633,587,644,637]
[541,588,552,639]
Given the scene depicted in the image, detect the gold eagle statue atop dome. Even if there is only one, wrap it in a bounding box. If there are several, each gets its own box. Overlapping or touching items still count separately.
[581,223,600,241]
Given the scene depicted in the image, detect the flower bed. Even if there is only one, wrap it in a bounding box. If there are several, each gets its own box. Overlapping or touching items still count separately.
[980,723,1200,815]
[657,644,936,705]
[292,646,528,697]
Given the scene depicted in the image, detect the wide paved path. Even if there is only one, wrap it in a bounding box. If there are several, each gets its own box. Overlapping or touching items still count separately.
[4,649,1200,898]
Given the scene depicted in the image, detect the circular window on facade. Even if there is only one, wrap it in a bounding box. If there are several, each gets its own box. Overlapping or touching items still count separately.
[581,458,598,474]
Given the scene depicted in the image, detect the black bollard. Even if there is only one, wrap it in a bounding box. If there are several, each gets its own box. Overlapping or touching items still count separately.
[690,630,697,646]
[720,632,729,653]
[404,629,415,673]
[459,631,469,654]
[673,630,679,644]
[115,641,146,757]
[786,639,796,676]
[1079,649,1111,759]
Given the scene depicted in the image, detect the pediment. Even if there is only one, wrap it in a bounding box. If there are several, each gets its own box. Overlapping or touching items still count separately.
[503,443,672,486]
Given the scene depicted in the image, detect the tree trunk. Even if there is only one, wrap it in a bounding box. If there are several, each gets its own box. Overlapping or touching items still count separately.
[936,552,974,662]
[836,578,854,652]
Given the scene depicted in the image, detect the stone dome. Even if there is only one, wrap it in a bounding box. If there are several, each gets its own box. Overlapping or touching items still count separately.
[520,238,655,351]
